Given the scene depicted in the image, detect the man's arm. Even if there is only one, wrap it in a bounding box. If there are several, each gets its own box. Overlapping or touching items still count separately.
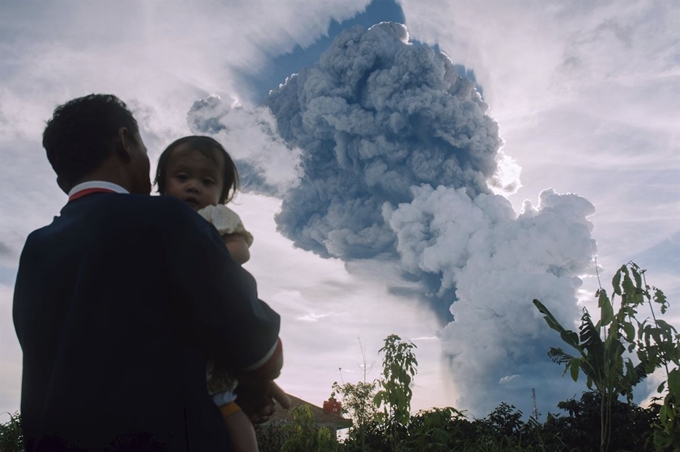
[223,234,250,265]
[158,198,280,375]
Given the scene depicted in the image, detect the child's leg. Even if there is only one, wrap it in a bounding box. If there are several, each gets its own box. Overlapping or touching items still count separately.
[221,404,259,452]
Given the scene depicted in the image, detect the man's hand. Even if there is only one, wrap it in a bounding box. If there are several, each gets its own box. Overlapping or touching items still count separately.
[269,382,290,409]
[235,381,290,424]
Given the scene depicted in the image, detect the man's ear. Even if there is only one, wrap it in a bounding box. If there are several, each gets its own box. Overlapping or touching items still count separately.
[113,127,134,163]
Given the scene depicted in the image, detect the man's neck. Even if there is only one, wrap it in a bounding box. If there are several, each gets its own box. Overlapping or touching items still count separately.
[71,163,134,194]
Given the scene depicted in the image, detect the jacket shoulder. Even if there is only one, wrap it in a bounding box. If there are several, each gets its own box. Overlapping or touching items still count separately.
[126,195,214,236]
[111,194,197,220]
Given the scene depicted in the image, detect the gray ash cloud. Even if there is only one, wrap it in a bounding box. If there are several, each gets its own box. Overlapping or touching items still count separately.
[187,22,597,416]
[264,23,503,259]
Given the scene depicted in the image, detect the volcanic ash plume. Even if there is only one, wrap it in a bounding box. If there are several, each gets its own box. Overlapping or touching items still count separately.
[263,22,511,260]
[390,185,595,412]
[187,22,597,415]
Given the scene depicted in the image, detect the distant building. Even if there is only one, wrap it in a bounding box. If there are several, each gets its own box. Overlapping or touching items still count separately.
[267,394,352,435]
[255,394,352,450]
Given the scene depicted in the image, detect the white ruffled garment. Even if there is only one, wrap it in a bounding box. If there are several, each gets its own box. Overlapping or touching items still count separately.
[197,204,253,246]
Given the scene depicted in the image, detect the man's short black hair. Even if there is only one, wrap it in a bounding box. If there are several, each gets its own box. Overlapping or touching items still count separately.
[43,94,139,190]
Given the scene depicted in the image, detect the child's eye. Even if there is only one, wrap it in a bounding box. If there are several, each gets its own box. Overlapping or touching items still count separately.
[174,174,188,182]
[203,178,216,185]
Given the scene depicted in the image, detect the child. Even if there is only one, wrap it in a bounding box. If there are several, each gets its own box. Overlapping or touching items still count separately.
[155,135,260,452]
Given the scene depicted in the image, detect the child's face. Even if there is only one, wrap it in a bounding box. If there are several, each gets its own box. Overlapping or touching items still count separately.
[163,144,224,210]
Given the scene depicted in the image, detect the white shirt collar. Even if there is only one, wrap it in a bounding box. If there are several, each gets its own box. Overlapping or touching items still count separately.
[68,181,129,197]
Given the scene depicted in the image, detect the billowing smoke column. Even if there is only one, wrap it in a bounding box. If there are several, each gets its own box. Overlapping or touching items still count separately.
[266,23,504,260]
[390,186,595,412]
[189,22,597,416]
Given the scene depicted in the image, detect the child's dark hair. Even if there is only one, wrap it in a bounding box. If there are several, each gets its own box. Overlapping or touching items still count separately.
[155,136,239,204]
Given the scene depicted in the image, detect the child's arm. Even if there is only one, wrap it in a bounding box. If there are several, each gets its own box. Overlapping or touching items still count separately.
[224,233,250,265]
[223,410,258,452]
[197,205,253,265]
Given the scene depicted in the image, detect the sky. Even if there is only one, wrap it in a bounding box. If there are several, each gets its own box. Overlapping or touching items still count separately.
[1,0,678,422]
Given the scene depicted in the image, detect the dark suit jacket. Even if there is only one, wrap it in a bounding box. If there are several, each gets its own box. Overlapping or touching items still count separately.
[13,192,281,451]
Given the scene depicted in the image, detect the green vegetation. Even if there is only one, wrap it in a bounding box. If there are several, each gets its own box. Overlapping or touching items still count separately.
[534,262,679,452]
[333,380,377,451]
[0,412,23,452]
[280,405,338,452]
[333,393,659,451]
[373,334,418,451]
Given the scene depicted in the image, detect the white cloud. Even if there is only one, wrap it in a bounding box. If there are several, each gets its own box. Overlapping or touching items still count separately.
[295,312,333,322]
[0,284,22,414]
[187,95,302,196]
[399,0,680,258]
[499,374,520,384]
[410,336,437,341]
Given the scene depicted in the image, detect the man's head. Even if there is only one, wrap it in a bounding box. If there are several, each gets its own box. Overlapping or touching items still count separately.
[43,94,151,194]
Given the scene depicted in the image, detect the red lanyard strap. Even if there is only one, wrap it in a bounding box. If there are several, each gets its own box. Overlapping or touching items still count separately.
[68,188,117,202]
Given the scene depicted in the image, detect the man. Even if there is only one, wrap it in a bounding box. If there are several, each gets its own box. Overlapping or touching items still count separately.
[13,94,285,450]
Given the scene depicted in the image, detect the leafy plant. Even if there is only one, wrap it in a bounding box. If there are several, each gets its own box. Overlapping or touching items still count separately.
[332,380,377,451]
[405,407,470,451]
[534,262,679,452]
[0,412,24,452]
[651,367,680,451]
[373,334,418,451]
[281,405,338,452]
[545,391,656,452]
